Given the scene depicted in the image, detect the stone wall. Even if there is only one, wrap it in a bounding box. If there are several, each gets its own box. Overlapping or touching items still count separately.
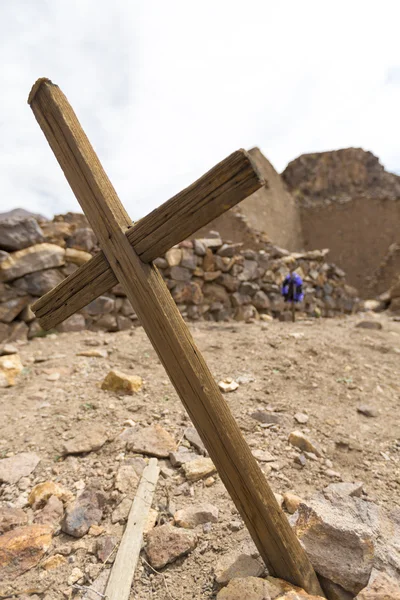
[0,214,361,343]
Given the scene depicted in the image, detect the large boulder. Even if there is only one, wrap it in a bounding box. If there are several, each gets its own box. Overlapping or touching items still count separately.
[291,493,400,595]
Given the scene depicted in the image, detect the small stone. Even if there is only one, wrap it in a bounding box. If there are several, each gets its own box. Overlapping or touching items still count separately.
[89,524,105,537]
[0,524,52,579]
[68,566,84,585]
[252,449,276,462]
[61,424,108,455]
[145,524,197,569]
[0,353,23,387]
[288,431,322,457]
[0,506,28,534]
[42,553,67,570]
[218,378,239,393]
[174,503,219,528]
[214,552,265,585]
[182,457,216,481]
[101,370,143,394]
[28,481,73,509]
[294,412,309,424]
[115,464,139,494]
[62,488,107,538]
[283,492,304,514]
[126,424,176,458]
[184,427,207,455]
[356,321,383,330]
[357,406,378,418]
[204,477,215,487]
[96,536,118,562]
[111,498,132,524]
[46,372,60,382]
[0,452,40,484]
[326,469,341,479]
[229,520,243,531]
[250,410,282,424]
[295,454,307,467]
[216,577,268,599]
[77,348,108,358]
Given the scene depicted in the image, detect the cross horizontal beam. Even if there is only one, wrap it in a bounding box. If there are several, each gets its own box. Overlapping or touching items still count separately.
[28,77,324,597]
[32,149,264,330]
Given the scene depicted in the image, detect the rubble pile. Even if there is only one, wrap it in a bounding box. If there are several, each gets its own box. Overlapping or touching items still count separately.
[0,214,361,342]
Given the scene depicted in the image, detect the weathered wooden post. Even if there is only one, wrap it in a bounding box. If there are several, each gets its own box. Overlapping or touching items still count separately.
[28,78,324,596]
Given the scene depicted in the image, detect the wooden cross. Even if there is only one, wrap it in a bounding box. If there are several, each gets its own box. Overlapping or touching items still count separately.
[28,78,323,597]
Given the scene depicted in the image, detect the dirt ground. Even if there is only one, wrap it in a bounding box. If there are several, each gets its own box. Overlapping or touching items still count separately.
[1,313,399,599]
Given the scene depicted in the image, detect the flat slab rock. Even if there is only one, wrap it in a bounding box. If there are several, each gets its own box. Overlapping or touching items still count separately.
[0,524,52,579]
[216,576,323,599]
[288,430,322,457]
[145,523,197,569]
[182,457,216,481]
[101,370,143,394]
[214,550,265,584]
[126,424,176,458]
[0,452,40,484]
[174,503,219,528]
[61,424,108,455]
[291,492,400,595]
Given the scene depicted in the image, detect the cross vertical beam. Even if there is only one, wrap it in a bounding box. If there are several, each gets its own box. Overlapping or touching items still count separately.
[28,78,324,596]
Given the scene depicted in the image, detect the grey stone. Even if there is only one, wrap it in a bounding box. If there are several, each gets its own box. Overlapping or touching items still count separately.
[0,297,29,323]
[85,296,115,315]
[214,551,265,584]
[356,321,383,331]
[170,266,192,281]
[252,290,271,310]
[111,498,132,524]
[62,488,107,538]
[324,482,364,499]
[169,448,198,467]
[56,313,86,333]
[12,269,65,296]
[0,217,44,251]
[184,427,207,455]
[250,410,282,424]
[357,405,378,418]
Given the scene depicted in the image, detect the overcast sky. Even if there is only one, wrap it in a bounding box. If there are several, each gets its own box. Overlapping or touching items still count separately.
[1,0,399,219]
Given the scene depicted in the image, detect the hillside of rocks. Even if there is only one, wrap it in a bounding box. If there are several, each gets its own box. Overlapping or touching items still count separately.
[282,148,400,207]
[0,213,363,343]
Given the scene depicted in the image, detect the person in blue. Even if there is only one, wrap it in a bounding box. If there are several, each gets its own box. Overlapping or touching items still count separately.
[281,270,303,322]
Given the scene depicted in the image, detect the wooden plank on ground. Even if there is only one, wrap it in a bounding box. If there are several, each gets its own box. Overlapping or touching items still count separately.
[32,146,264,330]
[105,458,160,600]
[28,77,324,597]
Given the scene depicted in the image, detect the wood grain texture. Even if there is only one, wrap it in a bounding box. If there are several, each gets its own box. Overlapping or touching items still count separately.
[28,78,324,596]
[32,147,264,329]
[105,458,160,600]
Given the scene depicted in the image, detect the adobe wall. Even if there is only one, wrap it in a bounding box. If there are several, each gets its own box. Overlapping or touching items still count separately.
[301,197,400,296]
[196,148,304,252]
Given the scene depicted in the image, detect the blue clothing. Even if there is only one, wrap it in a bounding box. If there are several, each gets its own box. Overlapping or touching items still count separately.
[282,273,304,303]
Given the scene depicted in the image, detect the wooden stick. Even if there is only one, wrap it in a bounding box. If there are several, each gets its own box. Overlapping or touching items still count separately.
[28,78,324,597]
[104,458,160,600]
[31,142,264,329]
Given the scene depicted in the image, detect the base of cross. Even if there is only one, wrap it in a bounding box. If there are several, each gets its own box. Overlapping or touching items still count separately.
[28,77,325,597]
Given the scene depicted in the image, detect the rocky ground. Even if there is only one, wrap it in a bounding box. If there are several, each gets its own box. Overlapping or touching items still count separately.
[0,313,399,599]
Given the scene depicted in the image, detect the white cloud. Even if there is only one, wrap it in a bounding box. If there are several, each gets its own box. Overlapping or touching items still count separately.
[1,0,399,219]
